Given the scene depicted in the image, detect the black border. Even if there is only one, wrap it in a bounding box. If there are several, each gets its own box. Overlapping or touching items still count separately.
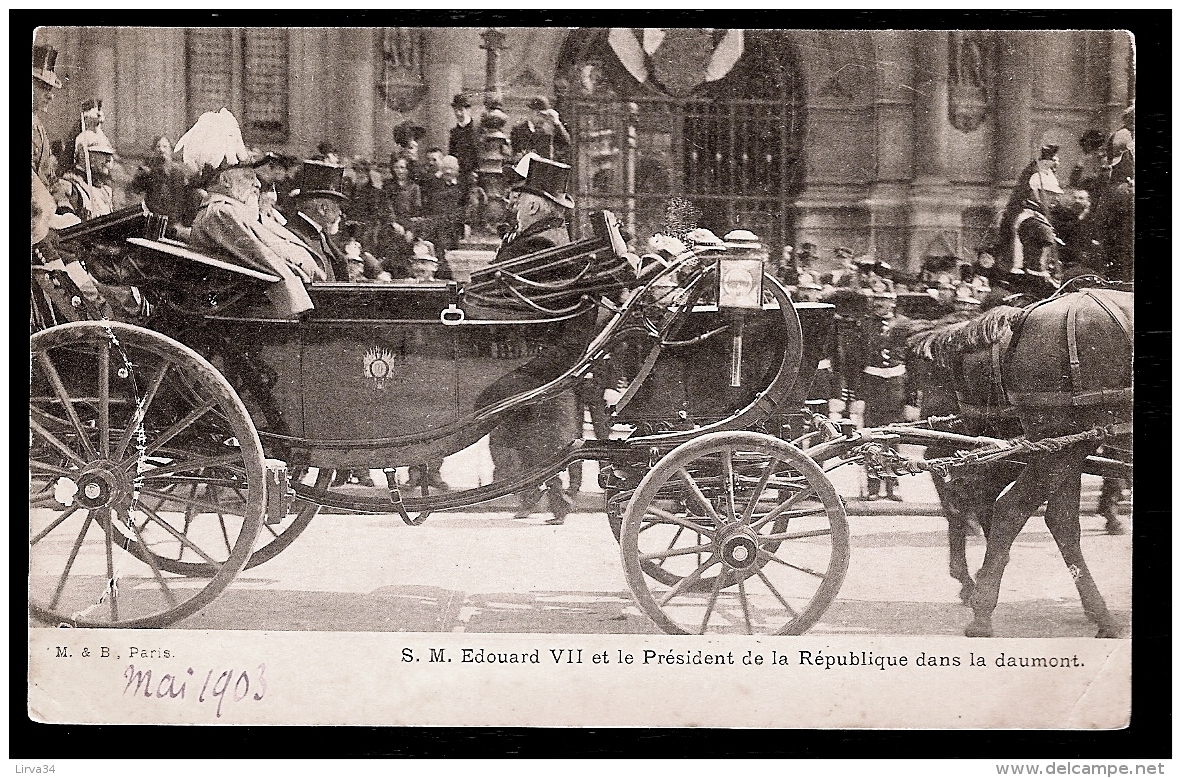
[13,8,1171,759]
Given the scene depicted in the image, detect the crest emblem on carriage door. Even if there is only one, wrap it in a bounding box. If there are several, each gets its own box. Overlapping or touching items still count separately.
[363,346,401,390]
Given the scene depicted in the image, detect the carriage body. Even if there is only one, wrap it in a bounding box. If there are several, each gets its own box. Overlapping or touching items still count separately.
[31,205,850,633]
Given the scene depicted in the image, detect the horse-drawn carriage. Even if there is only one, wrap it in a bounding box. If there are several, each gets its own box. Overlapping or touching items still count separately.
[29,204,1132,637]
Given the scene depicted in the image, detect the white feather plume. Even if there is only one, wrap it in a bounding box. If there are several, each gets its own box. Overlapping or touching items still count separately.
[174,109,250,172]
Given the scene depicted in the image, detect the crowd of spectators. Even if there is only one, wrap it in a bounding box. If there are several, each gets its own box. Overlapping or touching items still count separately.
[45,89,576,287]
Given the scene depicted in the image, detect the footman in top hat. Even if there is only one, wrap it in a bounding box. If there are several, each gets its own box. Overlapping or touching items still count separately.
[481,155,581,525]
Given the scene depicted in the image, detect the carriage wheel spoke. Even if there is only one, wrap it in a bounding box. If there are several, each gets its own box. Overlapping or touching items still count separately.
[737,576,753,635]
[750,486,818,532]
[698,569,727,634]
[178,483,199,561]
[657,557,719,606]
[30,417,87,468]
[655,526,685,568]
[135,502,220,566]
[638,541,714,562]
[133,452,244,480]
[210,485,235,556]
[49,511,93,610]
[98,342,110,458]
[677,468,723,525]
[124,503,178,608]
[647,505,715,538]
[141,399,219,458]
[140,487,239,518]
[755,567,798,619]
[30,492,66,509]
[31,504,81,546]
[741,456,780,524]
[758,525,833,542]
[114,361,170,461]
[30,460,74,477]
[720,448,737,521]
[756,547,825,579]
[37,352,96,461]
[103,508,118,621]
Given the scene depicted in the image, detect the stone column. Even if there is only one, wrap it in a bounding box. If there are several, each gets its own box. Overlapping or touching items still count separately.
[912,30,950,183]
[422,28,467,154]
[81,27,118,142]
[339,28,376,160]
[993,31,1033,189]
[907,31,965,269]
[1105,30,1133,130]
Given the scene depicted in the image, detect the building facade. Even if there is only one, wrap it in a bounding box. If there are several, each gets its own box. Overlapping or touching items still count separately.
[34,26,1133,271]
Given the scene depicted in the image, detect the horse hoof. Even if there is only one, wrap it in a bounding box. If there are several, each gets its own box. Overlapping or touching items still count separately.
[958,584,975,606]
[1096,624,1121,639]
[1105,518,1127,535]
[964,621,993,638]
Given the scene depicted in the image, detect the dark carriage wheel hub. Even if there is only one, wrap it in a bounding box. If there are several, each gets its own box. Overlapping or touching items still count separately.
[718,526,759,570]
[73,462,130,509]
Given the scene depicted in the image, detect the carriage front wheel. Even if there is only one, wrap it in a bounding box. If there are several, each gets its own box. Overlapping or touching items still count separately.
[29,321,265,628]
[620,431,849,635]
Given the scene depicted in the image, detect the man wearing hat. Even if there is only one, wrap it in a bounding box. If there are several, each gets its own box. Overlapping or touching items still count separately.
[989,144,1063,274]
[189,167,323,319]
[481,156,581,523]
[853,284,910,500]
[510,96,571,164]
[448,93,479,205]
[59,134,117,221]
[284,160,352,281]
[495,156,575,262]
[31,44,121,325]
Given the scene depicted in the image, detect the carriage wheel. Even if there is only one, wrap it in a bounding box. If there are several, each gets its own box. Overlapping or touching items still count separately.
[620,431,849,635]
[129,466,328,576]
[29,322,265,628]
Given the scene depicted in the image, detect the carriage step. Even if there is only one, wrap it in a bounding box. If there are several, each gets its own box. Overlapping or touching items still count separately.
[264,459,295,525]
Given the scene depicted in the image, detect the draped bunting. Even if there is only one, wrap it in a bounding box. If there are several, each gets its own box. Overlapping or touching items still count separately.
[607,28,745,91]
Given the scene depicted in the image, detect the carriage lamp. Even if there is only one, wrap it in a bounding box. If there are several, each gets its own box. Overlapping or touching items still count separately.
[718,231,767,388]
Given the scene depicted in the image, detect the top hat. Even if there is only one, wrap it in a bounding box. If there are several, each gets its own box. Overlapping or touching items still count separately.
[504,151,541,189]
[517,156,574,209]
[451,93,473,109]
[1039,144,1060,160]
[290,160,349,201]
[33,45,63,89]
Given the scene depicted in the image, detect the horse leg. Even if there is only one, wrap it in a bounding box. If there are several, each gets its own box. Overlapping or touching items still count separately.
[932,471,975,601]
[1098,477,1127,535]
[1043,455,1120,638]
[965,460,1053,637]
[947,515,976,604]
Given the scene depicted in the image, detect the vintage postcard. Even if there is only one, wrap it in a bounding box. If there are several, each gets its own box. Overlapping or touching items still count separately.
[27,21,1141,732]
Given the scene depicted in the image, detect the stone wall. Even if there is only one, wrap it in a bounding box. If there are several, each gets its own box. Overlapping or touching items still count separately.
[32,27,1133,272]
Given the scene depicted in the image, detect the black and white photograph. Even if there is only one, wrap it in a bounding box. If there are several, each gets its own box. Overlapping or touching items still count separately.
[24,16,1157,744]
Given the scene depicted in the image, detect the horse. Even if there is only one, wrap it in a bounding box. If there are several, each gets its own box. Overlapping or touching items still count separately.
[905,305,1028,604]
[911,284,1132,637]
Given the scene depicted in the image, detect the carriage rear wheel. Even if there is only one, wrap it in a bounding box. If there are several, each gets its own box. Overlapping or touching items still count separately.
[620,431,849,635]
[29,322,265,628]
